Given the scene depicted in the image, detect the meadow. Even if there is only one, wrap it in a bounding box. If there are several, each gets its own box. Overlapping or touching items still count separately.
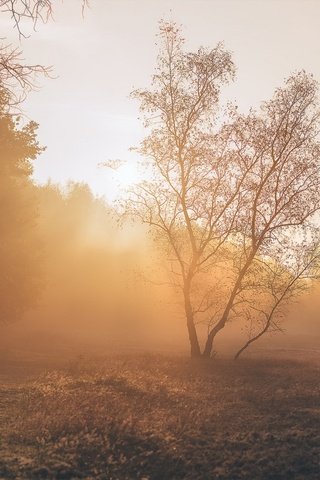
[0,352,319,479]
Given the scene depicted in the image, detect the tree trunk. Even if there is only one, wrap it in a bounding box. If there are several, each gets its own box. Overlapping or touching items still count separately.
[187,316,201,358]
[202,253,258,358]
[234,343,248,360]
[234,323,271,360]
[184,285,201,357]
[202,325,220,358]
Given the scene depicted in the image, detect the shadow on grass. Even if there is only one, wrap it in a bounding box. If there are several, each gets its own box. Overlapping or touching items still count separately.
[1,354,319,479]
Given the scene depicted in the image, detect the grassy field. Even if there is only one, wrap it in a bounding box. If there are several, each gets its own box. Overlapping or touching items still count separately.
[0,353,319,479]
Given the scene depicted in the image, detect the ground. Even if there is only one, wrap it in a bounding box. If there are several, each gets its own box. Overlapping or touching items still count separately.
[0,352,319,479]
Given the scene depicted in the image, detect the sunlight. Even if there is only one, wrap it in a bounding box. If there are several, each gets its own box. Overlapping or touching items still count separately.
[115,161,141,190]
[99,158,142,201]
[1,2,320,478]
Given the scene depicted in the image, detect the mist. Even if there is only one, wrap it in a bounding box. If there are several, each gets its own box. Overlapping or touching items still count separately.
[1,181,319,366]
[1,3,320,479]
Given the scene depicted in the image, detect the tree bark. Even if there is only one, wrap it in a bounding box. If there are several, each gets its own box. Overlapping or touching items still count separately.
[202,248,260,358]
[234,332,264,360]
[233,314,274,360]
[184,284,201,357]
[202,323,222,357]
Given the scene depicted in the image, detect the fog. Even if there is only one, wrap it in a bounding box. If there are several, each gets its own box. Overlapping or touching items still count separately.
[0,182,181,360]
[1,181,319,366]
[0,7,319,365]
[1,5,320,479]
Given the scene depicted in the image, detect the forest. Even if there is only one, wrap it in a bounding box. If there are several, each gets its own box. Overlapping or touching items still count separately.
[0,1,319,479]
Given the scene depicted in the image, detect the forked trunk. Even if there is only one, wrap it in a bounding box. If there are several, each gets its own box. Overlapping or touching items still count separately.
[202,330,216,358]
[187,316,201,357]
[202,277,246,357]
[202,322,224,357]
[184,284,201,357]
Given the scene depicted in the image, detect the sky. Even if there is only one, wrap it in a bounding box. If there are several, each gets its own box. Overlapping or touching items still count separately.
[1,0,320,201]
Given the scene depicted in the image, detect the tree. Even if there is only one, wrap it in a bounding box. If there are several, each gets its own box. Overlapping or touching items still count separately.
[0,103,44,324]
[0,0,88,109]
[0,0,88,35]
[130,21,238,357]
[234,237,320,359]
[201,71,320,357]
[130,22,320,358]
[0,1,54,108]
[0,45,50,110]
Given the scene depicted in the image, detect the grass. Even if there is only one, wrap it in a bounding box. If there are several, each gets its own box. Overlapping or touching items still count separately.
[0,353,319,479]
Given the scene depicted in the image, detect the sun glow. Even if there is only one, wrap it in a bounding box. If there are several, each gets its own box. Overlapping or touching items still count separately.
[101,158,142,201]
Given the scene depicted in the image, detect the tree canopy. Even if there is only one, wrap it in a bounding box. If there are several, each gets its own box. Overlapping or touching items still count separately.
[130,22,320,357]
[0,105,44,324]
[0,0,87,109]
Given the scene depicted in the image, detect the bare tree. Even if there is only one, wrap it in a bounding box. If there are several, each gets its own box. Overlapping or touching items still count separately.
[0,0,88,35]
[234,237,320,359]
[0,0,88,108]
[129,22,245,357]
[0,0,52,35]
[131,22,320,358]
[0,44,50,109]
[202,71,320,357]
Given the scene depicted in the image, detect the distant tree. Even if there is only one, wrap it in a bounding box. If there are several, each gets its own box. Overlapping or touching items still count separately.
[0,102,44,324]
[130,22,320,357]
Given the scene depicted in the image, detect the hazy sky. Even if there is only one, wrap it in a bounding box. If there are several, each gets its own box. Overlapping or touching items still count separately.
[2,0,320,200]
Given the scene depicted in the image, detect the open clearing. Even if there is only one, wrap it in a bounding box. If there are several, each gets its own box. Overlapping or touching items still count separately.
[0,353,319,479]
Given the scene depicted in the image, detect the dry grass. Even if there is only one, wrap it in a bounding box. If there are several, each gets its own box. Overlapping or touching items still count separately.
[0,354,319,479]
